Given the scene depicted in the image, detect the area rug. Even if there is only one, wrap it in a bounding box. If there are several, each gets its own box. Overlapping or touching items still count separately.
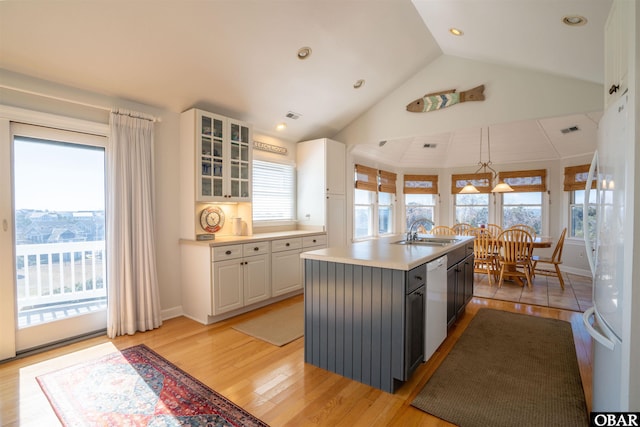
[37,344,268,426]
[412,309,588,427]
[232,302,303,346]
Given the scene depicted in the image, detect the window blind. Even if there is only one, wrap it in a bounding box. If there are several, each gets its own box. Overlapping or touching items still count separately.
[252,160,295,221]
[378,170,397,193]
[355,164,378,191]
[564,164,595,191]
[404,174,438,194]
[451,172,492,193]
[498,169,547,192]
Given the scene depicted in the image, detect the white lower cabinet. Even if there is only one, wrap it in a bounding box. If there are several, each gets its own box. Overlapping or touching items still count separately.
[180,233,325,324]
[271,238,303,297]
[212,242,270,315]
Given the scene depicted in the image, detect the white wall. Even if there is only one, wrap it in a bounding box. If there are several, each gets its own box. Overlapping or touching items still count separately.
[334,55,603,147]
[0,69,183,317]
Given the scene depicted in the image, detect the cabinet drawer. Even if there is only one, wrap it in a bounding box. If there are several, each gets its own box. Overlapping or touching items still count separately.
[242,241,270,257]
[302,234,327,248]
[407,264,426,294]
[212,244,243,261]
[272,237,302,252]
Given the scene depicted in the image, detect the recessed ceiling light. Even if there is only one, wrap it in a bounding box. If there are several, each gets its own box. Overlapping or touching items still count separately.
[449,28,463,36]
[562,15,587,26]
[353,79,365,89]
[297,47,312,60]
[276,123,287,131]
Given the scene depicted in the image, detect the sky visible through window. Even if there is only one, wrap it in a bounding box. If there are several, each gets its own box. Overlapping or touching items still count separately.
[13,137,105,212]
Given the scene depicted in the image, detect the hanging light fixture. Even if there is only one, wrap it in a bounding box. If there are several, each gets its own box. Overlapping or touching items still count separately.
[459,127,514,194]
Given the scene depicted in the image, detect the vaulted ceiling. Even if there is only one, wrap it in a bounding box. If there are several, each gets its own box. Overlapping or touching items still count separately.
[0,0,612,167]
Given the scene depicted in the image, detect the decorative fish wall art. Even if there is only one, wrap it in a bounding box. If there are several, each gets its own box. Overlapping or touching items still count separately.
[406,84,485,113]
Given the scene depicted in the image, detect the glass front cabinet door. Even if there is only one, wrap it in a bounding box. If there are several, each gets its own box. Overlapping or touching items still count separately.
[196,110,252,202]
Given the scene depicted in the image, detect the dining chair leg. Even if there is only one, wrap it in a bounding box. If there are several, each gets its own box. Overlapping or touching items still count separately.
[555,264,565,289]
[498,266,505,288]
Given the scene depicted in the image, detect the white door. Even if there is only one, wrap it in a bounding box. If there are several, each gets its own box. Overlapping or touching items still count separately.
[271,249,302,296]
[212,258,243,314]
[243,254,270,305]
[4,123,108,353]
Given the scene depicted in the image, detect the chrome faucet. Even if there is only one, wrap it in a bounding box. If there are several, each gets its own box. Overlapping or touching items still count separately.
[406,217,435,241]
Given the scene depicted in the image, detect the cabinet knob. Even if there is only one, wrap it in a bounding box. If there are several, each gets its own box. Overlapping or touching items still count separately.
[312,239,317,243]
[609,84,620,95]
[286,242,290,247]
[254,247,259,251]
[414,275,423,281]
[225,250,232,255]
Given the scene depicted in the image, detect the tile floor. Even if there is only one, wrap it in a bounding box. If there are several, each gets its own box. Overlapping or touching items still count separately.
[473,269,593,312]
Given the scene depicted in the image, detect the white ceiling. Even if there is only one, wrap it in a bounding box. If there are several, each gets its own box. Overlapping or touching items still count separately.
[0,0,611,167]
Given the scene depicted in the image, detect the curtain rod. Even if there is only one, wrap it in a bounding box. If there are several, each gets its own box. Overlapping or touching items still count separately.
[0,84,162,122]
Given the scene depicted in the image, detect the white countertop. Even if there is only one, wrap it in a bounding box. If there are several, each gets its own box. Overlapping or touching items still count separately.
[300,234,474,270]
[180,230,326,247]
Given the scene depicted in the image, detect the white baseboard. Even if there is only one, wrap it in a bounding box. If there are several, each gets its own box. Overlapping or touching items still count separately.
[161,305,183,321]
[560,266,591,277]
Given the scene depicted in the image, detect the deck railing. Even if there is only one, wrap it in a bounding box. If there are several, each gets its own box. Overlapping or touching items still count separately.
[15,240,106,311]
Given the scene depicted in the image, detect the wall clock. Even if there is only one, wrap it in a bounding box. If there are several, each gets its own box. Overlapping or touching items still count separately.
[200,206,225,233]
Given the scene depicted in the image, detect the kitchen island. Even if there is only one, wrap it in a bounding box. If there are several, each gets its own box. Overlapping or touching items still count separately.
[300,234,474,393]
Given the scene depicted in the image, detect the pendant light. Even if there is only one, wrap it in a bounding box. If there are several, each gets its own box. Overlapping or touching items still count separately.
[459,127,514,194]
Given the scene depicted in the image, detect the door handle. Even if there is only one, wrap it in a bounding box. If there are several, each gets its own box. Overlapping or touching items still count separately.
[582,307,615,350]
[2,219,7,232]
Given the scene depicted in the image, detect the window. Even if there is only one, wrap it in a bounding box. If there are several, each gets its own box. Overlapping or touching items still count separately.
[354,188,375,239]
[252,160,295,222]
[499,169,546,234]
[405,194,436,230]
[569,189,597,239]
[455,193,489,226]
[502,192,543,233]
[452,172,490,226]
[564,164,596,239]
[404,174,437,230]
[353,164,396,240]
[378,192,394,235]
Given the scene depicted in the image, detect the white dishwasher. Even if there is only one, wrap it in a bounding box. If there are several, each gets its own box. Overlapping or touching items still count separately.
[425,255,447,362]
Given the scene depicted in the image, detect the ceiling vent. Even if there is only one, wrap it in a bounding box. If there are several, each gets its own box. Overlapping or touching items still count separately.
[423,143,437,148]
[286,111,302,120]
[560,126,580,134]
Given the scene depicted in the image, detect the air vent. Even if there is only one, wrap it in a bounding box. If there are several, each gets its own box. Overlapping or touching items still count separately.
[561,126,580,134]
[286,111,302,120]
[423,143,437,148]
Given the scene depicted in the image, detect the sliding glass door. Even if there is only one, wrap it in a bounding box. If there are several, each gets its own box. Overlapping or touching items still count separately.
[10,123,108,352]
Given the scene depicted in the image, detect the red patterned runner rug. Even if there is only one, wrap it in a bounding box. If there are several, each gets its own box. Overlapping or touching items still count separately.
[37,344,269,426]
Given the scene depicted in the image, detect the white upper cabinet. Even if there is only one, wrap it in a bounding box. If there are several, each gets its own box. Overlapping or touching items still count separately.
[183,108,252,203]
[296,138,347,247]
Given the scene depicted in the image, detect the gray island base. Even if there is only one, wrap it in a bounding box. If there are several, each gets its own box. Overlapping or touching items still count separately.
[301,235,474,393]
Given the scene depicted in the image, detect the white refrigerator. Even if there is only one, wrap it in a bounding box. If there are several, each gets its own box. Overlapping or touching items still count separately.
[583,92,638,411]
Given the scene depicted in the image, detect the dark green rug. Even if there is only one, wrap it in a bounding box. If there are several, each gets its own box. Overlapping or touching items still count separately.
[412,309,588,427]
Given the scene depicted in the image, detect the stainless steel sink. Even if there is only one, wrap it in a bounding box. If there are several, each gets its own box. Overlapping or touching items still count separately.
[392,237,459,246]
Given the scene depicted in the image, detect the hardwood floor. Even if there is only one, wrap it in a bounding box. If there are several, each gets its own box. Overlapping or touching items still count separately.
[0,296,592,426]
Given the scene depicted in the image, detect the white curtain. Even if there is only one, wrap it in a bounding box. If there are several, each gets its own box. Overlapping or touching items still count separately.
[107,109,162,338]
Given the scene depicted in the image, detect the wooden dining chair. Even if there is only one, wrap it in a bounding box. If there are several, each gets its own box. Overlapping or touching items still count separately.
[497,229,534,288]
[532,228,567,289]
[473,231,499,286]
[452,223,474,235]
[485,223,503,237]
[508,223,537,238]
[430,225,456,235]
